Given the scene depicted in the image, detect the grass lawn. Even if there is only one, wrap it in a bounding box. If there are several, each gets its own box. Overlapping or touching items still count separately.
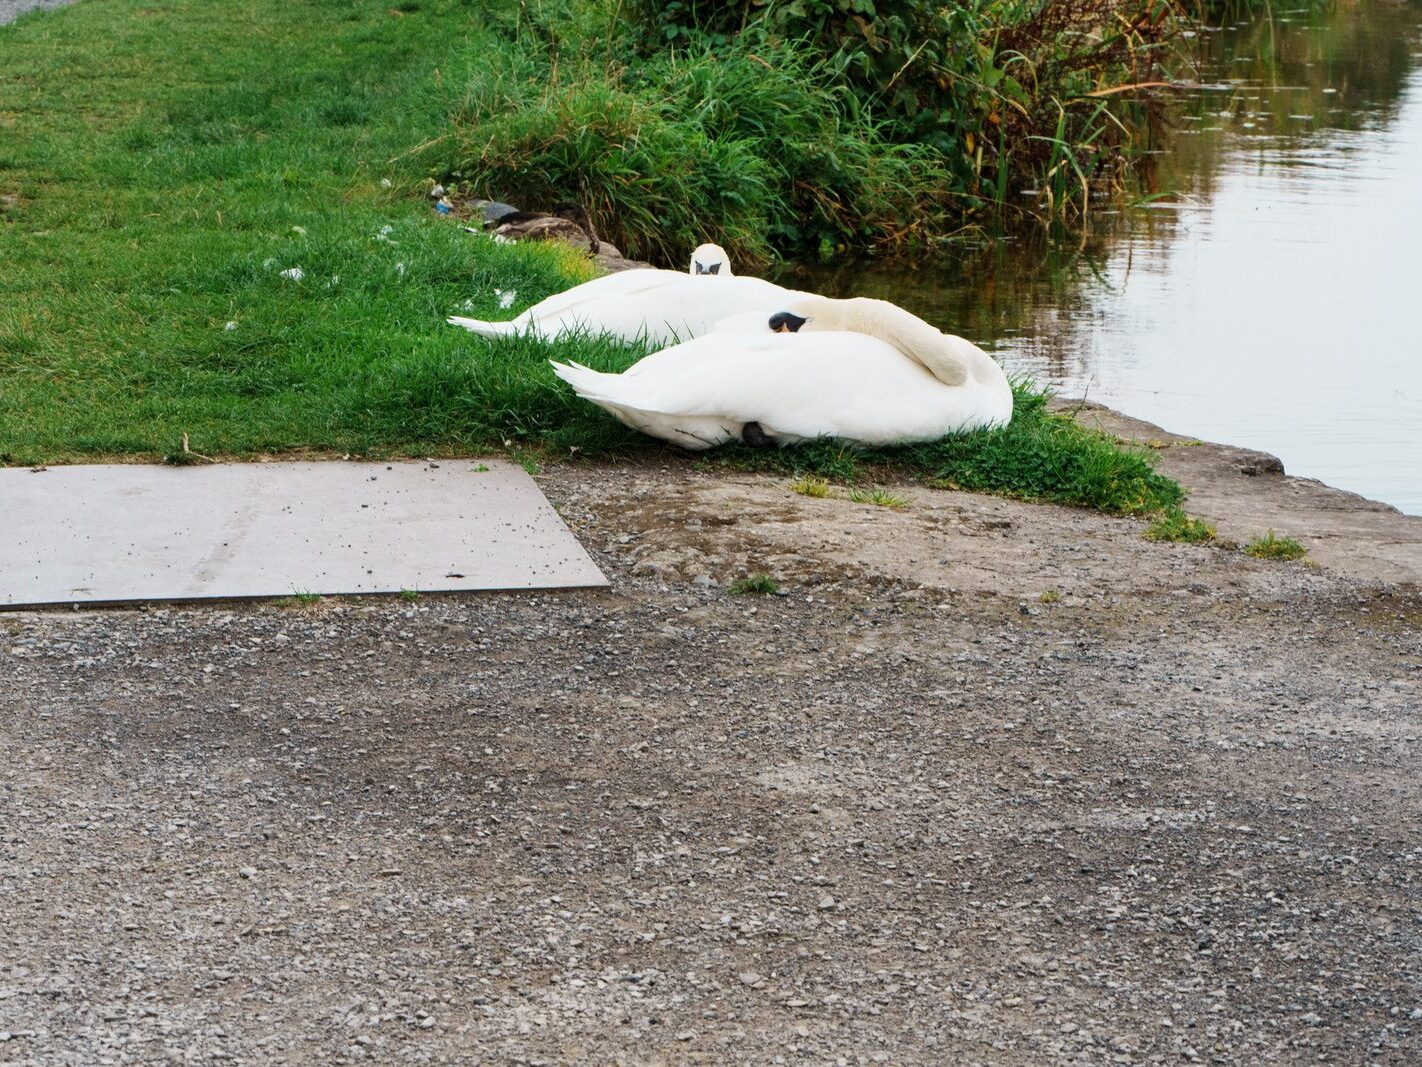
[0,0,1181,514]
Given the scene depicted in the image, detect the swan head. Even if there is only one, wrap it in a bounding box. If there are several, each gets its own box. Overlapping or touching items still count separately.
[690,243,732,277]
[767,296,841,334]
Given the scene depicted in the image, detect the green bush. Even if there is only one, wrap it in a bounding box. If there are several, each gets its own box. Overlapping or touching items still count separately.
[622,0,1185,221]
[442,37,954,264]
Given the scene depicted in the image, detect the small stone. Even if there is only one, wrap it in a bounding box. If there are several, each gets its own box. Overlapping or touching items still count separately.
[817,895,836,910]
[1300,1012,1322,1026]
[675,1030,695,1041]
[738,972,764,987]
[238,867,257,879]
[419,1017,436,1029]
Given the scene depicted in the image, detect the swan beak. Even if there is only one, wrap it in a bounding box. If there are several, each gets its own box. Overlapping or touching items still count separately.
[768,311,808,334]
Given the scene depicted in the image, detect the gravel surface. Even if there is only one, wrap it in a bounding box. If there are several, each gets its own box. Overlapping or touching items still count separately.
[0,0,72,27]
[2,457,1419,1065]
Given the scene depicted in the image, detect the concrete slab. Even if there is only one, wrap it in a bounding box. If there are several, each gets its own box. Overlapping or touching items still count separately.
[0,460,606,607]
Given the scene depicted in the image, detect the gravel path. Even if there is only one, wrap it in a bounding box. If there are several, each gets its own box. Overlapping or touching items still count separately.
[0,0,72,27]
[2,456,1419,1064]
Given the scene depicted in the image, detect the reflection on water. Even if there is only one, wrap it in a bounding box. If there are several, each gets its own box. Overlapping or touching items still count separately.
[781,0,1422,515]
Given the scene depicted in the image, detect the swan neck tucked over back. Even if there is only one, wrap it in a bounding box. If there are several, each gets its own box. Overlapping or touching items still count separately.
[689,243,733,277]
[792,296,969,387]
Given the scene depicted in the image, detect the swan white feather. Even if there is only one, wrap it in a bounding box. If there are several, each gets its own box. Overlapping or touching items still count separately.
[448,242,784,345]
[549,327,1013,450]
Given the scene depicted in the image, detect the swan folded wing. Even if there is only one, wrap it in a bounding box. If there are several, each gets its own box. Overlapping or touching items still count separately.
[510,268,687,323]
[555,331,1012,447]
[548,360,740,449]
[536,276,806,347]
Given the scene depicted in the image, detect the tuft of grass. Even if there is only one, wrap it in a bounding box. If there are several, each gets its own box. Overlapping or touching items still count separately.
[1145,507,1217,544]
[708,385,1181,515]
[398,589,420,601]
[846,488,910,509]
[287,591,322,605]
[1245,530,1307,561]
[791,477,832,499]
[730,575,780,596]
[1038,589,1061,604]
[439,34,952,265]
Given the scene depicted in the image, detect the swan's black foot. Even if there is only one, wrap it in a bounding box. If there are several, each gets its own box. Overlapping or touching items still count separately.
[742,421,776,449]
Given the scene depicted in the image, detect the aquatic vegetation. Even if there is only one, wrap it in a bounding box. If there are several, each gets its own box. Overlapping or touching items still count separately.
[611,0,1187,228]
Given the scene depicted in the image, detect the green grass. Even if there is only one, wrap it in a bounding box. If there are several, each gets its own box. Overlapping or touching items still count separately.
[708,386,1182,515]
[0,0,595,462]
[791,476,832,499]
[1145,507,1217,544]
[729,575,780,596]
[846,488,910,509]
[440,33,953,265]
[1245,530,1307,561]
[0,0,1183,518]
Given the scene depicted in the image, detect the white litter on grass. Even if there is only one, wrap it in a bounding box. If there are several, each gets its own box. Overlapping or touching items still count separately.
[492,234,512,244]
[280,267,304,282]
[262,257,277,269]
[496,289,517,309]
[456,298,477,312]
[292,225,307,236]
[327,275,340,289]
[374,224,396,244]
[394,262,406,276]
[380,178,393,188]
[223,321,239,332]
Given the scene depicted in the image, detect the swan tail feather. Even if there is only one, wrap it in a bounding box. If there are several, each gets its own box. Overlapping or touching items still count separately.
[447,316,522,338]
[549,361,727,450]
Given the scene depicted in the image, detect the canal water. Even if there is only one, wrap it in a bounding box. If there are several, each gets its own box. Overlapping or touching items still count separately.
[785,1,1422,516]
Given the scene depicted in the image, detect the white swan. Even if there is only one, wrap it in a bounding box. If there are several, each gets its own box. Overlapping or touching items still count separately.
[448,243,804,347]
[549,296,1013,450]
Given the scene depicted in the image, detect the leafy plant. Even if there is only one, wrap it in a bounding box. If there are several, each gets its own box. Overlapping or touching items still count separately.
[1245,530,1307,561]
[1145,506,1217,543]
[730,574,781,595]
[846,487,910,508]
[441,37,953,264]
[792,476,832,498]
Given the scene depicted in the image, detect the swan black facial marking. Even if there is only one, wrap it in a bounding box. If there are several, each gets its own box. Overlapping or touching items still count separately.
[695,262,722,275]
[768,311,808,334]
